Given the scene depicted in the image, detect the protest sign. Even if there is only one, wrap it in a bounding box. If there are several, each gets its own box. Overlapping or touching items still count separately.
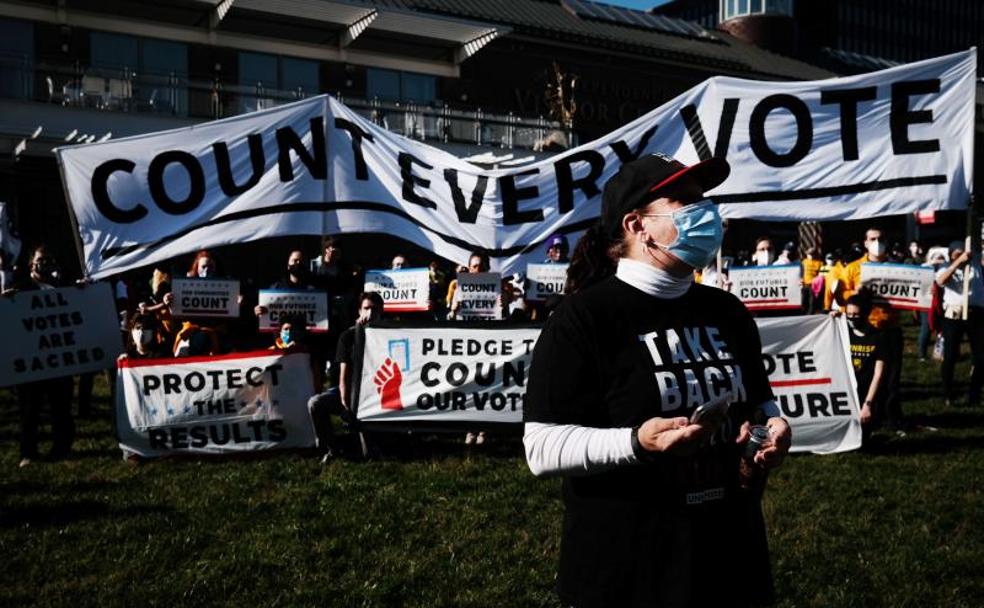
[116,350,317,457]
[756,315,861,454]
[364,268,431,312]
[354,315,858,453]
[258,289,328,332]
[728,264,802,310]
[57,51,976,280]
[171,278,240,318]
[526,264,568,301]
[859,262,935,311]
[455,272,501,320]
[355,325,538,423]
[0,282,122,387]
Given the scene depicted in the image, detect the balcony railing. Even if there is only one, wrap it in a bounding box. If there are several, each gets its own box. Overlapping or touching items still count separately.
[0,55,576,151]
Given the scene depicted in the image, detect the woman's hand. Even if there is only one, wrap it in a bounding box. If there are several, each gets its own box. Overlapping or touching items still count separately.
[637,416,713,456]
[736,417,792,470]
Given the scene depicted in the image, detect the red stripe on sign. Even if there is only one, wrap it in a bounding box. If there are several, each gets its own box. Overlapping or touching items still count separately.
[742,298,790,304]
[384,304,429,311]
[117,349,279,368]
[883,297,920,303]
[746,304,801,310]
[770,377,833,388]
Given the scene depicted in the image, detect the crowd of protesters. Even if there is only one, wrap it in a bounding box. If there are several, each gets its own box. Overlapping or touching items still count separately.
[4,223,981,465]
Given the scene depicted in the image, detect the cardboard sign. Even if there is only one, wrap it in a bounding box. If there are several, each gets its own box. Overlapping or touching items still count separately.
[258,289,329,332]
[455,272,501,320]
[526,264,568,301]
[364,268,431,312]
[0,282,123,386]
[859,262,935,311]
[728,265,802,310]
[357,326,539,423]
[116,350,317,457]
[171,278,240,318]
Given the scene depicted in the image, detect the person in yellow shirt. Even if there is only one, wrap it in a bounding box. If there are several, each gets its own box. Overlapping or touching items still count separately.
[837,227,905,432]
[801,247,823,313]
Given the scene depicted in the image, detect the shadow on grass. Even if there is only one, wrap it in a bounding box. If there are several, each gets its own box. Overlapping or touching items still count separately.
[0,500,172,529]
[909,409,984,429]
[863,432,984,455]
[0,479,122,497]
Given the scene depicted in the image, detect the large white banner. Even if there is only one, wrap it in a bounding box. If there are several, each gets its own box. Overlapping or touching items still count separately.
[756,315,862,454]
[0,283,122,386]
[859,262,935,311]
[116,350,317,457]
[354,317,860,453]
[57,51,976,279]
[356,326,539,423]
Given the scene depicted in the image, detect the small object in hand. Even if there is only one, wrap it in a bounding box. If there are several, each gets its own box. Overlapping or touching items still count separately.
[739,425,771,490]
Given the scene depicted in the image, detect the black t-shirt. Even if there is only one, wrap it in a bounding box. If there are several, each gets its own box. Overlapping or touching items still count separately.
[525,276,774,608]
[849,326,885,403]
[335,326,357,365]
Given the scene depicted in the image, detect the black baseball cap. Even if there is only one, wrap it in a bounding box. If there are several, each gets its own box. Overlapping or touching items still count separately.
[600,153,730,241]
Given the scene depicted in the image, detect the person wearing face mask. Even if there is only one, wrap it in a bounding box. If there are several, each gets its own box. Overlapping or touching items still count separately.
[122,314,168,359]
[935,240,984,406]
[839,227,905,431]
[308,292,384,460]
[751,236,775,266]
[844,295,887,440]
[525,154,791,608]
[7,245,76,467]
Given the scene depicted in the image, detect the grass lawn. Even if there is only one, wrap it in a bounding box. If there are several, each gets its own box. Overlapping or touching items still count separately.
[2,326,983,607]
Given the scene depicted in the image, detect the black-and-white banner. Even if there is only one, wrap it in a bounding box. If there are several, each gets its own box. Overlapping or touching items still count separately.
[0,283,122,386]
[757,315,861,454]
[354,317,860,453]
[57,51,976,279]
[116,350,317,457]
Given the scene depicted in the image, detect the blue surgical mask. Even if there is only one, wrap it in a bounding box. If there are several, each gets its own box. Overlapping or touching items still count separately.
[643,200,723,269]
[280,329,291,344]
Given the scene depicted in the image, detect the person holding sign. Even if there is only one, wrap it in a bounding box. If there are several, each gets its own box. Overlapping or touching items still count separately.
[935,240,984,406]
[524,154,791,608]
[845,295,887,437]
[7,246,76,467]
[840,228,905,430]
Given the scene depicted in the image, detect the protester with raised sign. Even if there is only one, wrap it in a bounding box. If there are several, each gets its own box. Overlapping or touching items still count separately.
[935,241,984,406]
[524,154,790,608]
[9,245,76,467]
[840,227,905,431]
[845,295,887,439]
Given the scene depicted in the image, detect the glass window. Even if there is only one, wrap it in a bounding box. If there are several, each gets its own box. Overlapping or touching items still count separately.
[91,32,138,71]
[738,0,748,15]
[239,52,278,89]
[0,18,33,99]
[401,72,436,104]
[281,57,319,95]
[141,39,187,77]
[726,0,735,19]
[367,68,400,101]
[750,0,762,13]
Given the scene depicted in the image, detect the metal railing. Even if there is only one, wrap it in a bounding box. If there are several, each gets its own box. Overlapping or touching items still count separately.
[0,55,576,151]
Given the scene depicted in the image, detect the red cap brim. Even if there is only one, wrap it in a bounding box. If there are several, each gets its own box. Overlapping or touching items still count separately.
[649,157,730,197]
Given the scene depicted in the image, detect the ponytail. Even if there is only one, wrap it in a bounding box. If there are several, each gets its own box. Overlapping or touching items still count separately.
[565,225,623,295]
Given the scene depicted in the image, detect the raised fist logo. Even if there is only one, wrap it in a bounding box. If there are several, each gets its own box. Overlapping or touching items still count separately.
[373,357,404,410]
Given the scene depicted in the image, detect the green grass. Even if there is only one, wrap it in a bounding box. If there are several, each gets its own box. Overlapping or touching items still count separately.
[2,325,983,607]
